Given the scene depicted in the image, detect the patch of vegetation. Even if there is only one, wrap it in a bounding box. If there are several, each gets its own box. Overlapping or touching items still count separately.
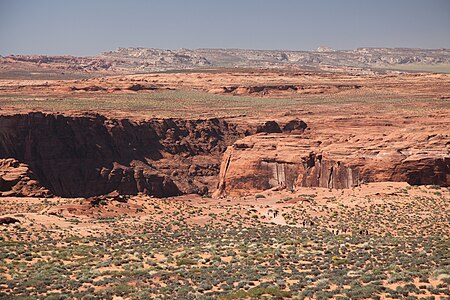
[0,186,448,299]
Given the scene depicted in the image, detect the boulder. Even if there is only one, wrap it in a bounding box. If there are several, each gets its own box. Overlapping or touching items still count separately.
[283,119,308,133]
[256,121,282,134]
[126,84,157,91]
[0,217,20,225]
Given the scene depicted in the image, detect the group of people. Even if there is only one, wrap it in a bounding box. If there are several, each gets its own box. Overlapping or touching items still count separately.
[302,219,315,227]
[265,208,370,236]
[358,229,369,235]
[267,209,280,218]
[330,227,369,235]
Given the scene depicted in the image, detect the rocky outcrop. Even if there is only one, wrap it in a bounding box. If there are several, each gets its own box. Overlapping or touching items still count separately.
[256,121,282,134]
[208,84,361,96]
[213,133,449,197]
[70,85,107,92]
[0,217,20,225]
[0,158,51,197]
[0,112,241,198]
[283,119,308,133]
[126,84,158,91]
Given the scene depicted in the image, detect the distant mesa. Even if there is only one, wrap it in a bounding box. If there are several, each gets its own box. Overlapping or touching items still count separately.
[1,47,449,74]
[315,46,336,52]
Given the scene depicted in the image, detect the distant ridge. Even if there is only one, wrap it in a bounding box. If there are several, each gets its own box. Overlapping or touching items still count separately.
[1,47,449,74]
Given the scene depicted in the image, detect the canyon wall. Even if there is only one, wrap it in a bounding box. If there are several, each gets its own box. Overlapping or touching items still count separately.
[1,114,448,198]
[0,112,241,197]
[213,133,449,197]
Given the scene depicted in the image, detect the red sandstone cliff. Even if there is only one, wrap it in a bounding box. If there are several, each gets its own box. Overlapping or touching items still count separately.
[213,132,449,197]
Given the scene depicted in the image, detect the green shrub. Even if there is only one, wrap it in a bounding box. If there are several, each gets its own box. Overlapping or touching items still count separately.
[176,258,197,266]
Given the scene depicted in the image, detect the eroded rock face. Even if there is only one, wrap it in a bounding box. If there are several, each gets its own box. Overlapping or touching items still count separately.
[213,133,449,197]
[0,112,241,197]
[0,158,51,197]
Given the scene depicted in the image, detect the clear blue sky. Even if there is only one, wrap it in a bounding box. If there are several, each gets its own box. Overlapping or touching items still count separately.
[1,0,449,56]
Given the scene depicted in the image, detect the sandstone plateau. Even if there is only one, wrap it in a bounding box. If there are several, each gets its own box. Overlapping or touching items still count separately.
[0,64,449,198]
[1,49,450,300]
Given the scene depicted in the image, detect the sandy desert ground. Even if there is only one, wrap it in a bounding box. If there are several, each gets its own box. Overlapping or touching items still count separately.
[0,67,449,299]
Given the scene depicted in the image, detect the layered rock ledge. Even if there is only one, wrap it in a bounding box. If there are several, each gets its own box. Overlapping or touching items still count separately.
[213,131,449,197]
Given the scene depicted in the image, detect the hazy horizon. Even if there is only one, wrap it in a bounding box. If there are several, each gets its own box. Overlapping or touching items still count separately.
[1,0,450,56]
[3,45,450,58]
